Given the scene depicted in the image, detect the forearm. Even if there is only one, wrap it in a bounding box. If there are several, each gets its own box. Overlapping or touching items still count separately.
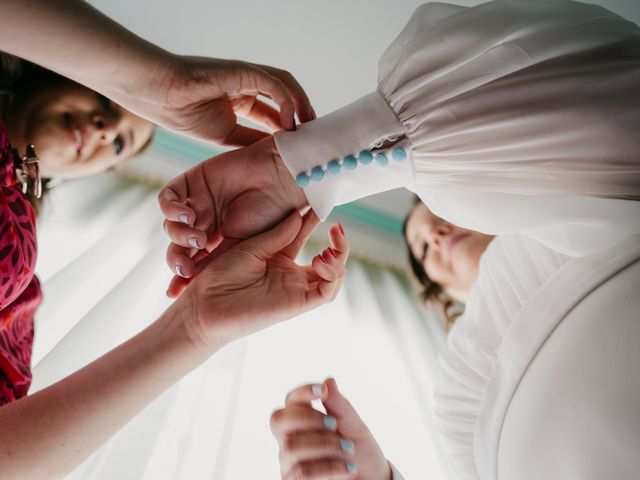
[0,0,170,99]
[0,299,212,480]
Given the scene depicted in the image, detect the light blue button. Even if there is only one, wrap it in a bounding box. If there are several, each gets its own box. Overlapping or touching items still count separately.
[310,166,325,181]
[392,148,407,162]
[375,153,389,166]
[343,155,357,170]
[296,172,310,188]
[327,159,341,175]
[358,150,373,165]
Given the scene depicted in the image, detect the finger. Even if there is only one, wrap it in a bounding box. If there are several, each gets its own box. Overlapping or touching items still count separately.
[311,247,344,282]
[244,98,284,131]
[242,64,296,130]
[270,406,337,439]
[158,181,196,226]
[253,63,316,123]
[280,431,355,473]
[236,211,301,259]
[220,123,270,147]
[328,223,350,263]
[285,383,325,407]
[284,459,357,480]
[321,378,369,438]
[281,210,320,259]
[163,220,207,250]
[166,274,190,298]
[166,242,196,278]
[304,271,345,309]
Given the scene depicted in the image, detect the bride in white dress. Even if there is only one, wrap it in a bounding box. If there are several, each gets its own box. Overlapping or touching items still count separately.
[160,1,640,479]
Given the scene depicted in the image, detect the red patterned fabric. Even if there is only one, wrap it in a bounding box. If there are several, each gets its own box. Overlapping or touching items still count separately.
[0,120,40,406]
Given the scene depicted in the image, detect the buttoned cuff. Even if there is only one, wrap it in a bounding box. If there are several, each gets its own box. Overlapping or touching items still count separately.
[274,91,412,220]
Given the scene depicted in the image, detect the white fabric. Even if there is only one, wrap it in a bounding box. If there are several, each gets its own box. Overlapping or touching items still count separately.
[434,234,569,479]
[276,0,640,256]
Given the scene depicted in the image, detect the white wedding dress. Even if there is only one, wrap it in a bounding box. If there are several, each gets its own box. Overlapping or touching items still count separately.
[275,1,640,479]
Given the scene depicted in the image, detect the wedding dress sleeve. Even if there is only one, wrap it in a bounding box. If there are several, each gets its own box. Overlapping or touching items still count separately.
[274,0,640,256]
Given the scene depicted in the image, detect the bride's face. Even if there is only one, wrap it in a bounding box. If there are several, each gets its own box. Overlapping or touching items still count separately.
[405,202,493,302]
[9,75,154,178]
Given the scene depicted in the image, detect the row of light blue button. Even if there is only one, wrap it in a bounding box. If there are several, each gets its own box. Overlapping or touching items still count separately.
[295,148,407,187]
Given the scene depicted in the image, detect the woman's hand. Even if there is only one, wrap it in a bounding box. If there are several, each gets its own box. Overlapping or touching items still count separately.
[270,378,392,480]
[178,212,349,350]
[159,136,308,287]
[142,56,316,146]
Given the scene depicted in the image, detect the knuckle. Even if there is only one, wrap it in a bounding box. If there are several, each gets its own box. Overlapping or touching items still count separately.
[270,409,285,430]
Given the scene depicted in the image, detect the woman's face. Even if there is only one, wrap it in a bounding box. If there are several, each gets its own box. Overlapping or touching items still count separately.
[405,202,494,302]
[9,76,154,178]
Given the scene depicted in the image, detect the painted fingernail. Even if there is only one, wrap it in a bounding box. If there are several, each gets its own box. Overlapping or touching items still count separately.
[175,265,185,277]
[323,415,337,430]
[188,236,200,249]
[345,462,357,474]
[328,248,338,259]
[318,253,328,264]
[338,223,344,235]
[179,213,190,224]
[311,384,323,397]
[340,439,355,454]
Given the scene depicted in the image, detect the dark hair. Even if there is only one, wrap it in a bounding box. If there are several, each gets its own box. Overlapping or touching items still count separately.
[403,196,462,331]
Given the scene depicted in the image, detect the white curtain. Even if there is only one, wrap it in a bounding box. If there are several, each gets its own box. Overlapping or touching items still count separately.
[31,169,451,480]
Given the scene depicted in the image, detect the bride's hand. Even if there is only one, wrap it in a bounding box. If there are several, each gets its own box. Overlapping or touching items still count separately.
[178,211,349,350]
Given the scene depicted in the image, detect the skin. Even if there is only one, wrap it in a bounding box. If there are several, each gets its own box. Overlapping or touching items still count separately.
[5,75,154,178]
[0,213,350,480]
[404,202,494,302]
[271,378,391,480]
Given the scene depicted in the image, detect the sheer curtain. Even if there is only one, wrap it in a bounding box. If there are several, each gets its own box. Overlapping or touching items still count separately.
[31,169,451,480]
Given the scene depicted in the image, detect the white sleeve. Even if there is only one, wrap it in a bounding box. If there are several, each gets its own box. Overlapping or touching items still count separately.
[274,91,412,221]
[276,1,640,255]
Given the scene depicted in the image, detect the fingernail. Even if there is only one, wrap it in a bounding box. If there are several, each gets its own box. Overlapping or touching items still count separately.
[338,223,344,235]
[345,462,357,474]
[328,248,338,259]
[188,236,200,249]
[179,213,190,224]
[340,439,355,454]
[311,384,323,397]
[323,415,337,430]
[318,254,327,264]
[175,265,185,277]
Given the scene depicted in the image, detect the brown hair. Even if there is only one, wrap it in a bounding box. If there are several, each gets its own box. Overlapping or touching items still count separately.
[403,196,463,331]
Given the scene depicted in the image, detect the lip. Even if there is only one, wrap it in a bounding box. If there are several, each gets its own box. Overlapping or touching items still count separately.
[65,113,86,156]
[448,232,469,260]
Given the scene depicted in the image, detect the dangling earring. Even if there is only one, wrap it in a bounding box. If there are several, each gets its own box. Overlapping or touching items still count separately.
[14,144,42,198]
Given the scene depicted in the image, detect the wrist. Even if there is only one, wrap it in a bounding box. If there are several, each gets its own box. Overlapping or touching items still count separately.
[266,137,309,212]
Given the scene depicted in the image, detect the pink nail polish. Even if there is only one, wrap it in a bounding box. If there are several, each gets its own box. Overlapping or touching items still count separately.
[338,223,345,235]
[328,248,338,259]
[318,254,327,264]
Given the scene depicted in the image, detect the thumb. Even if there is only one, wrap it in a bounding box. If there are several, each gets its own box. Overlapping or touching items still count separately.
[321,378,369,437]
[236,211,302,259]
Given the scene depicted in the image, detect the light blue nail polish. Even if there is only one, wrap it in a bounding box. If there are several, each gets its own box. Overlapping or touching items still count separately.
[311,384,323,396]
[340,439,355,454]
[188,237,200,249]
[323,415,337,430]
[179,213,190,224]
[346,462,357,474]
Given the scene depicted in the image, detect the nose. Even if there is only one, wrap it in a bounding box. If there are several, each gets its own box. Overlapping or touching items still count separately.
[425,223,452,251]
[92,113,120,144]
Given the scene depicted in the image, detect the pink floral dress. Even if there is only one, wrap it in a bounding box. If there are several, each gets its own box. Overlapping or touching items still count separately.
[0,120,40,405]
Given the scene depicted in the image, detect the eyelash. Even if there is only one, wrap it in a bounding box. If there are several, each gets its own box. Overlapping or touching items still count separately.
[96,93,125,155]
